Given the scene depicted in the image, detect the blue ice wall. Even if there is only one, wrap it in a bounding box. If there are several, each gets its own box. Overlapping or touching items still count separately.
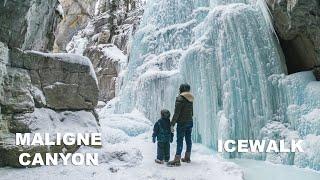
[114,0,320,170]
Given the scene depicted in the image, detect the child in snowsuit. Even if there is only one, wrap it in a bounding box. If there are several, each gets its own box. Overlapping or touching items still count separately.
[152,109,174,164]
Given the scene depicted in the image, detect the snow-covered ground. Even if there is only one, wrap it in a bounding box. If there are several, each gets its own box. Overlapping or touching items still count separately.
[1,104,320,180]
[0,107,244,180]
[232,159,320,180]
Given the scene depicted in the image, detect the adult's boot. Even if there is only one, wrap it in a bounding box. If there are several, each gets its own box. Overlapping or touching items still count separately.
[167,155,181,167]
[181,152,191,163]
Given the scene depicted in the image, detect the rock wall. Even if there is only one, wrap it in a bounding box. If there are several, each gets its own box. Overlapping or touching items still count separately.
[54,0,96,52]
[0,0,60,51]
[85,44,126,101]
[66,1,144,101]
[266,0,320,76]
[0,0,100,167]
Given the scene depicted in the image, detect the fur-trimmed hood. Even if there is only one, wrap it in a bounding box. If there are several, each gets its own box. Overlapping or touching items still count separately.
[180,92,194,102]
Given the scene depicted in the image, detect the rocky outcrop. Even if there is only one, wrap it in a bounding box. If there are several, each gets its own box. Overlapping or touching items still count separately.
[85,44,126,101]
[9,49,99,110]
[0,0,100,168]
[0,48,100,167]
[66,2,143,101]
[2,67,35,114]
[54,0,96,52]
[266,0,320,74]
[0,0,60,51]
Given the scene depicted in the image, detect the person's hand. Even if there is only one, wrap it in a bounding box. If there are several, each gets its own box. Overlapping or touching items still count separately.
[170,126,175,133]
[152,137,156,143]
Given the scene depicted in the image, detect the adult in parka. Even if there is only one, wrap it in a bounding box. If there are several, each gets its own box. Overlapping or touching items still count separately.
[167,83,194,167]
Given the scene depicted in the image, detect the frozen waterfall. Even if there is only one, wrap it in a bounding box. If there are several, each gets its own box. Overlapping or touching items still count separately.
[114,0,320,170]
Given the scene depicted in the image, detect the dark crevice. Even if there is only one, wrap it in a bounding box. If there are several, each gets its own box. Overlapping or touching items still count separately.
[278,35,317,74]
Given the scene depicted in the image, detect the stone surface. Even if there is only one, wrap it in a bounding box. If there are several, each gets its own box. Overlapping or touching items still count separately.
[0,42,9,106]
[54,0,96,52]
[266,0,320,74]
[0,0,60,51]
[9,48,99,110]
[313,66,320,81]
[66,4,143,101]
[84,44,124,102]
[2,67,35,114]
[0,0,101,168]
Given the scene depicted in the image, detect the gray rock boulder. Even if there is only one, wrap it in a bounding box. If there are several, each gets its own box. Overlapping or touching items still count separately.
[266,0,320,74]
[1,108,100,167]
[9,48,99,110]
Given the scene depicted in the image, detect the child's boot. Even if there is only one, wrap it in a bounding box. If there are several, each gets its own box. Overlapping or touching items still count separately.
[155,159,164,164]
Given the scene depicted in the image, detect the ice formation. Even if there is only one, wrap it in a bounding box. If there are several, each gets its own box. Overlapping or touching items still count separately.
[111,0,320,170]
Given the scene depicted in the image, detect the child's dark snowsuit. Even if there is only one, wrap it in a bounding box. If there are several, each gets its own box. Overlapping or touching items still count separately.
[152,117,174,161]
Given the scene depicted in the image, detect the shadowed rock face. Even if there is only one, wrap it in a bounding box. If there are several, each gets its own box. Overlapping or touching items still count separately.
[0,0,60,51]
[266,0,320,75]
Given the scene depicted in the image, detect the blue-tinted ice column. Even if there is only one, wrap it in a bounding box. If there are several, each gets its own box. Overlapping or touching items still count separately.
[180,3,286,149]
[115,0,201,119]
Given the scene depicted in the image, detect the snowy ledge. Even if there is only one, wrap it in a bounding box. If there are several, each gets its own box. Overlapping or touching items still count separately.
[26,50,98,85]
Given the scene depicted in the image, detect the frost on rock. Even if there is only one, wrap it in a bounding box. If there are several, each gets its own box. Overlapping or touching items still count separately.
[27,50,98,84]
[30,85,46,107]
[99,44,127,63]
[66,30,90,55]
[84,44,127,102]
[55,3,64,18]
